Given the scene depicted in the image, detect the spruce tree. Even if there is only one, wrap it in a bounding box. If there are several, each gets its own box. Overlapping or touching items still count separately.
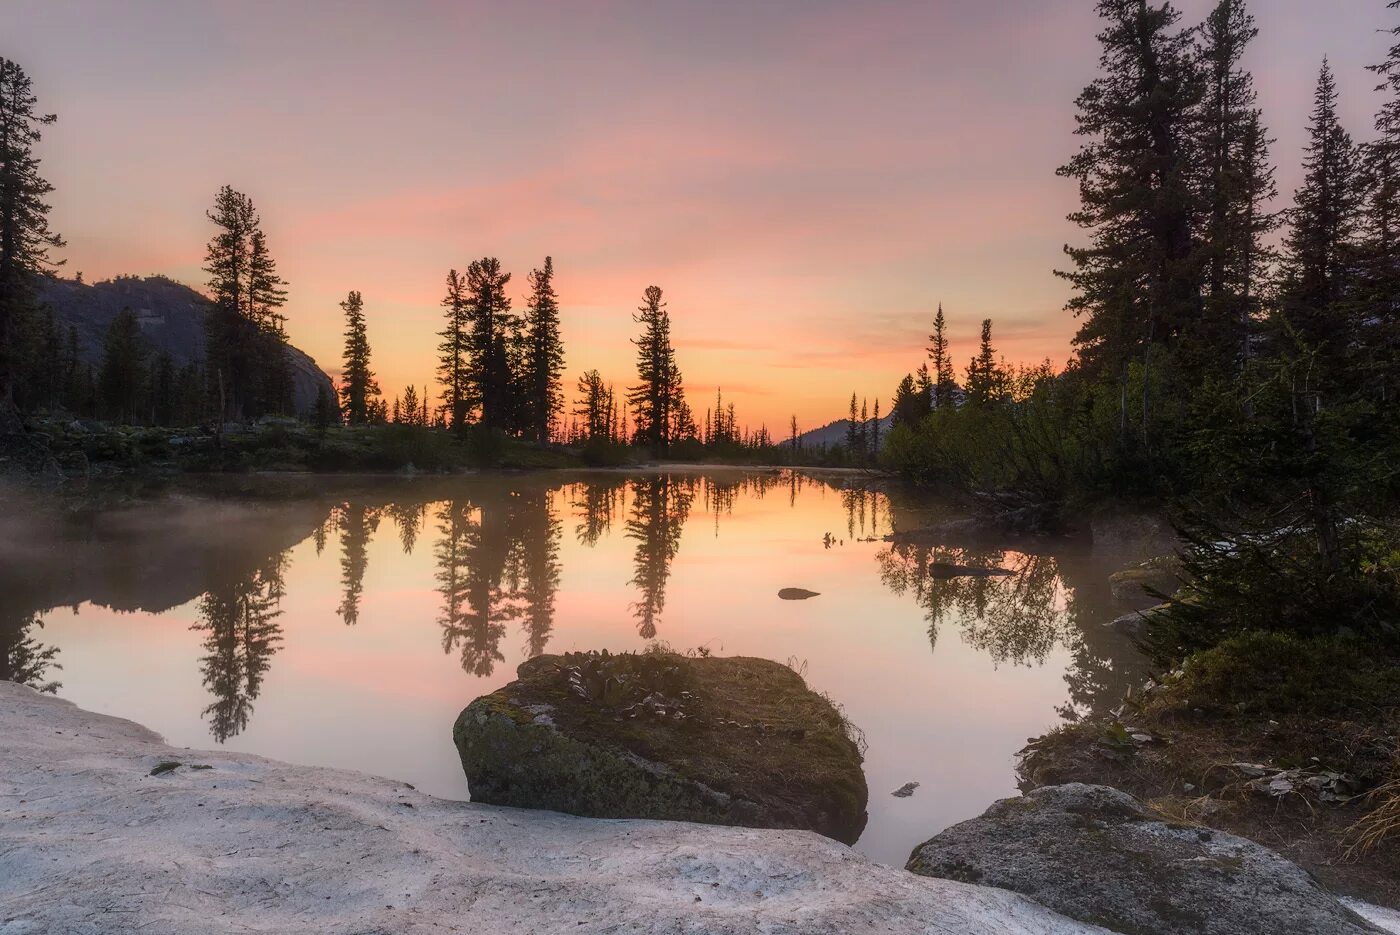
[1195,0,1277,379]
[1058,0,1203,436]
[0,57,64,428]
[148,351,176,426]
[202,187,290,419]
[892,373,922,426]
[1278,60,1360,383]
[627,285,686,455]
[522,256,565,443]
[464,258,515,431]
[313,382,338,428]
[870,398,882,459]
[438,269,472,429]
[575,369,613,442]
[914,363,935,419]
[1362,2,1400,399]
[965,319,1001,406]
[98,308,146,424]
[338,290,379,424]
[246,227,292,414]
[846,392,859,455]
[927,304,956,409]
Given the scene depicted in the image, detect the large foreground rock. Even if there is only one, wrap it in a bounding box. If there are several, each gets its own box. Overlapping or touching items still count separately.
[454,652,868,843]
[0,680,1111,935]
[906,783,1384,935]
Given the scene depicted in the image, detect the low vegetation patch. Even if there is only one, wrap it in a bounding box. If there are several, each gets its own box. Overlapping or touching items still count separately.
[1019,633,1400,907]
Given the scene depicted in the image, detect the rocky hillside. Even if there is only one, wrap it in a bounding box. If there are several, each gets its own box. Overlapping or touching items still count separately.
[37,275,334,416]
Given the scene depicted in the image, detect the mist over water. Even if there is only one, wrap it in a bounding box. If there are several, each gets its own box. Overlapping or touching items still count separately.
[1,470,1149,865]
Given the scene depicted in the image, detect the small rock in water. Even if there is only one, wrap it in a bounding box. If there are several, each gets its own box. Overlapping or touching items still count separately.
[891,782,920,798]
[778,588,821,601]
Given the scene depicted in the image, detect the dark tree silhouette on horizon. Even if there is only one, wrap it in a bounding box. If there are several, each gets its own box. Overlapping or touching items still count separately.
[0,56,64,431]
[203,185,292,420]
[521,256,565,443]
[338,290,379,425]
[627,286,689,456]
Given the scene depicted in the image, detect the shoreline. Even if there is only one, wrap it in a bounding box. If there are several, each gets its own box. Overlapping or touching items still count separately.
[0,680,1106,935]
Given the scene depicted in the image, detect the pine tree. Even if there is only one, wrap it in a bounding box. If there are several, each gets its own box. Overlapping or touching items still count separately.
[1278,60,1360,383]
[870,398,882,459]
[627,286,686,455]
[437,269,472,429]
[1058,0,1203,434]
[148,351,176,426]
[464,258,515,431]
[789,414,799,451]
[338,290,379,424]
[522,256,565,443]
[401,384,420,426]
[1195,0,1277,380]
[965,319,1002,406]
[574,370,613,442]
[846,392,859,455]
[927,304,955,409]
[313,382,338,428]
[0,57,64,428]
[202,186,290,420]
[98,308,146,423]
[857,399,869,463]
[1361,3,1400,400]
[246,227,292,415]
[892,373,921,426]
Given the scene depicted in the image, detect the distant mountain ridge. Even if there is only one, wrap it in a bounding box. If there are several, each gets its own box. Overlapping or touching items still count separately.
[36,274,334,416]
[797,386,964,449]
[796,414,896,450]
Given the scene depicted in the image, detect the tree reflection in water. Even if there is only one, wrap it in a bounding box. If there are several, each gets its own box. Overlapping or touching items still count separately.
[435,487,563,676]
[192,553,287,742]
[0,606,61,693]
[842,486,882,540]
[877,536,1140,720]
[570,477,625,547]
[625,474,695,639]
[386,501,428,555]
[337,502,380,626]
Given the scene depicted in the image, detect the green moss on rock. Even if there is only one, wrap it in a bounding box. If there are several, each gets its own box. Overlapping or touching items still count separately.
[453,652,868,844]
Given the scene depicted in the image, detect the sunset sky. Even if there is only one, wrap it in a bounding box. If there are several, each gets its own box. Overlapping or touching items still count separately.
[5,0,1392,430]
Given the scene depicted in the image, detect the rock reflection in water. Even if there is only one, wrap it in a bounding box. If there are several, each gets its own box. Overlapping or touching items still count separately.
[0,472,1145,760]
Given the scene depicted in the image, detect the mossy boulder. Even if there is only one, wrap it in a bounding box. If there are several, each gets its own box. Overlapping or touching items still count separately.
[453,651,868,844]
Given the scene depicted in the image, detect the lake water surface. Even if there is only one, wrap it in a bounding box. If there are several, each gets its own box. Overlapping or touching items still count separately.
[1,469,1154,865]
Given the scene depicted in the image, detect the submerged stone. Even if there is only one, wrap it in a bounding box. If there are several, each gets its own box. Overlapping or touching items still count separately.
[906,783,1384,935]
[453,651,868,844]
[778,587,821,600]
[1108,555,1183,602]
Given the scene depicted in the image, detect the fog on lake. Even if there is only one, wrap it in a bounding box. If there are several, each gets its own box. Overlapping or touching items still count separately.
[0,469,1151,865]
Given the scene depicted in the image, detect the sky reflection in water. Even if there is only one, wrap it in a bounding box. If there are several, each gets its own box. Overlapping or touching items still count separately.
[1,470,1150,865]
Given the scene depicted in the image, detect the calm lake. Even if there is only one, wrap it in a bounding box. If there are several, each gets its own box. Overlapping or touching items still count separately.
[1,469,1153,866]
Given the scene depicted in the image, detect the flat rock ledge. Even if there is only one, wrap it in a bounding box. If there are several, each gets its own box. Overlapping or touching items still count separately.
[906,783,1386,935]
[454,653,868,844]
[0,681,1107,935]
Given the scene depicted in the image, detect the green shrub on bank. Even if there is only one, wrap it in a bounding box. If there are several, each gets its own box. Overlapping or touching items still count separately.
[1169,632,1400,718]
